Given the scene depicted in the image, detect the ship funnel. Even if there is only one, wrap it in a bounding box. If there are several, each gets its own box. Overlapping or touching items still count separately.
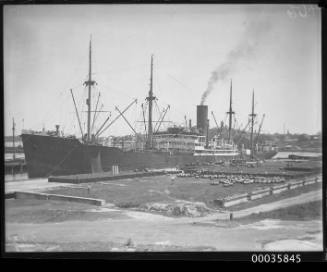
[197,105,208,135]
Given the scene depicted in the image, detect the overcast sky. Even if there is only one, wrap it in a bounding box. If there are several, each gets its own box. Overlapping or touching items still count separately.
[4,4,321,137]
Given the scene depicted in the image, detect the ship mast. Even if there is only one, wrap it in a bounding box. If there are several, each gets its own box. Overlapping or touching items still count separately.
[146,55,156,149]
[249,90,256,159]
[12,118,16,160]
[83,37,96,143]
[227,79,235,144]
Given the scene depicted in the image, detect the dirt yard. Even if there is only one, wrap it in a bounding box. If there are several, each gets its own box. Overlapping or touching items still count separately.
[5,193,323,252]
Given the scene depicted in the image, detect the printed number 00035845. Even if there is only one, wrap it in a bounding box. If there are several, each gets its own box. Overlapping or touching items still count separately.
[251,254,301,263]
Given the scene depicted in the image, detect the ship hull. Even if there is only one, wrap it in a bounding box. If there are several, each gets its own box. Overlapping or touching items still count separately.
[22,134,240,178]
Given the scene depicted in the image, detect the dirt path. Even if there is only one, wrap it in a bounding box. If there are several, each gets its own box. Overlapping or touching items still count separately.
[6,216,322,251]
[6,189,323,251]
[5,178,73,193]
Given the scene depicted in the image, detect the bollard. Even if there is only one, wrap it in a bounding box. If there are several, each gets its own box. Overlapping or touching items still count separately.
[112,165,119,176]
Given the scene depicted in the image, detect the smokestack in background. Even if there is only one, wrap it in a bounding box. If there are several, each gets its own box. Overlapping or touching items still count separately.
[189,119,192,131]
[197,105,208,135]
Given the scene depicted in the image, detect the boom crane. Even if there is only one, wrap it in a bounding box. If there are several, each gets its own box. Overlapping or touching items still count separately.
[70,89,84,140]
[154,105,170,134]
[91,92,101,134]
[141,103,147,136]
[115,106,138,135]
[95,99,137,137]
[211,111,220,136]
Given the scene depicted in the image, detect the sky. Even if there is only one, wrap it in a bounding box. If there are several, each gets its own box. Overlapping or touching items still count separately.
[4,4,321,137]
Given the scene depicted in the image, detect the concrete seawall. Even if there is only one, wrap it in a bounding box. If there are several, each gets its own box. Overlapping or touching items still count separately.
[249,188,271,200]
[14,191,105,206]
[214,176,321,208]
[271,184,289,194]
[48,170,182,184]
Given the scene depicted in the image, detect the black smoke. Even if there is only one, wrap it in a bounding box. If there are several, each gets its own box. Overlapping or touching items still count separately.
[200,19,272,105]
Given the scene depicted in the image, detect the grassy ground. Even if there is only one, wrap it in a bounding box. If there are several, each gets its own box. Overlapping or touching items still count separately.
[5,199,128,223]
[6,181,321,224]
[44,175,279,208]
[44,173,321,211]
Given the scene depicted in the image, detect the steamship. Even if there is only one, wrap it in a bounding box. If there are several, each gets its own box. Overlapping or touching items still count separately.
[21,40,241,178]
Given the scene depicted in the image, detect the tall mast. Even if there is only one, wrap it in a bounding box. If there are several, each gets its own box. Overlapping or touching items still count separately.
[249,90,256,159]
[227,79,235,144]
[146,55,155,149]
[12,118,16,160]
[84,36,96,142]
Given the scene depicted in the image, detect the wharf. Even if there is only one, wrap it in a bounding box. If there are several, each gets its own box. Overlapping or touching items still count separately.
[48,169,182,184]
[5,159,26,174]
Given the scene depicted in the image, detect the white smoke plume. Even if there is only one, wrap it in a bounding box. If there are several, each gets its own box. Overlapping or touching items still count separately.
[200,19,272,105]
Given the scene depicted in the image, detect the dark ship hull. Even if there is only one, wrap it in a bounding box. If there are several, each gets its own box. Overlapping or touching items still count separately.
[22,133,240,178]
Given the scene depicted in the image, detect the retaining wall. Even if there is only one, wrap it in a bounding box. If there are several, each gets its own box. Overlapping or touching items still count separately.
[288,180,304,190]
[249,188,271,200]
[14,191,105,206]
[48,170,181,184]
[304,179,316,185]
[271,184,289,194]
[15,191,49,200]
[214,175,321,208]
[215,193,249,208]
[47,194,105,206]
